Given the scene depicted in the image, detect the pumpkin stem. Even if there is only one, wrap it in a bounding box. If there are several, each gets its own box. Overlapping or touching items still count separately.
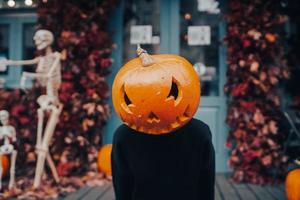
[136,44,155,67]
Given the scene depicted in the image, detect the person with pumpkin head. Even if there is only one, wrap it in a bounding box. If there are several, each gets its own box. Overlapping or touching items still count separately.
[111,45,215,200]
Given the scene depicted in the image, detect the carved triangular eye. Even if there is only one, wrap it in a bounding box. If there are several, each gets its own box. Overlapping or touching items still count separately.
[124,91,132,106]
[167,79,179,100]
[121,84,133,106]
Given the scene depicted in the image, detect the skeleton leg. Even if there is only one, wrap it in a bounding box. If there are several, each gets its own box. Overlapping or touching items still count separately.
[36,108,44,149]
[46,154,59,183]
[34,108,44,185]
[33,106,62,188]
[33,149,46,188]
[8,150,17,189]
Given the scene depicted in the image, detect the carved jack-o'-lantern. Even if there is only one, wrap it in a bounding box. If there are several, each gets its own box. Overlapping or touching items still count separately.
[112,46,200,134]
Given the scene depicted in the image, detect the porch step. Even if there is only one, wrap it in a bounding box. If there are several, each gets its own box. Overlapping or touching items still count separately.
[62,174,287,200]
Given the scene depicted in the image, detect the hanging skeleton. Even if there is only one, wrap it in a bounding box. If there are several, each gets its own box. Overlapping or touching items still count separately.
[0,110,17,190]
[0,29,63,188]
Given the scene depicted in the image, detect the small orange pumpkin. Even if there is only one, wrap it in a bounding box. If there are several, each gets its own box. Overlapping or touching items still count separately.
[112,46,200,134]
[97,144,112,176]
[0,155,9,176]
[265,33,276,43]
[286,168,300,200]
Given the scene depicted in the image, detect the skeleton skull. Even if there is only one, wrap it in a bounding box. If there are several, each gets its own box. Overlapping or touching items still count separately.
[33,30,54,50]
[0,110,9,126]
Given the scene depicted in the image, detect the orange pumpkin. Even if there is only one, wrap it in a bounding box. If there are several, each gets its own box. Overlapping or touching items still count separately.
[286,169,300,200]
[265,33,276,43]
[97,144,112,176]
[0,155,9,176]
[112,46,200,134]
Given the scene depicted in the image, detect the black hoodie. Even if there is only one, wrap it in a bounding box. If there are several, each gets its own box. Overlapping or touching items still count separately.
[112,118,215,200]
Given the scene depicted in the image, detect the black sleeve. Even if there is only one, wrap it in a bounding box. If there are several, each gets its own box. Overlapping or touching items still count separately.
[199,125,215,200]
[111,127,134,200]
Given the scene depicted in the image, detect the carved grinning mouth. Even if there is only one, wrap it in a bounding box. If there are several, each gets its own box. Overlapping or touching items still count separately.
[146,105,191,125]
[147,111,160,123]
[170,105,191,128]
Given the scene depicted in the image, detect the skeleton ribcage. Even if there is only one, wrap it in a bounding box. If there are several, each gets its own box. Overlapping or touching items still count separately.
[36,55,61,89]
[0,127,14,144]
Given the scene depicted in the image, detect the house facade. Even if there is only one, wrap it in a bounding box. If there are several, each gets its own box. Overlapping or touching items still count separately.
[2,0,296,175]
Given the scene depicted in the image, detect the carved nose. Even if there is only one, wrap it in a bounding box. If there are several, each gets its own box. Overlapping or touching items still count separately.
[147,111,160,123]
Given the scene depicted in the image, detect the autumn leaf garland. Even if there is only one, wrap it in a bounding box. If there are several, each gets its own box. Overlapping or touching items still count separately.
[224,0,290,184]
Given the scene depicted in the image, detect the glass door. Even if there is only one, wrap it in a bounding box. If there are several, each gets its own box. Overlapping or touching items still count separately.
[166,0,228,172]
[180,0,221,97]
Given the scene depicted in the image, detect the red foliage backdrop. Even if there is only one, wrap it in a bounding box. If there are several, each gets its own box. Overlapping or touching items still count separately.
[0,0,117,198]
[285,1,300,110]
[224,0,290,184]
[36,0,117,176]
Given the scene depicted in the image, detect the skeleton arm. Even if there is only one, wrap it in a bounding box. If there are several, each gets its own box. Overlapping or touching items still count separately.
[20,72,49,89]
[11,127,16,142]
[0,57,40,66]
[22,72,48,79]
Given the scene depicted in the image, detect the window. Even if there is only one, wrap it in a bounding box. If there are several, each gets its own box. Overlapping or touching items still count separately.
[23,23,36,72]
[0,24,9,75]
[123,0,160,62]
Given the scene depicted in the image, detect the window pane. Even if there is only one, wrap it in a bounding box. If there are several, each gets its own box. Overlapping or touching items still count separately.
[123,0,160,62]
[180,0,221,96]
[23,23,36,72]
[0,24,9,75]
